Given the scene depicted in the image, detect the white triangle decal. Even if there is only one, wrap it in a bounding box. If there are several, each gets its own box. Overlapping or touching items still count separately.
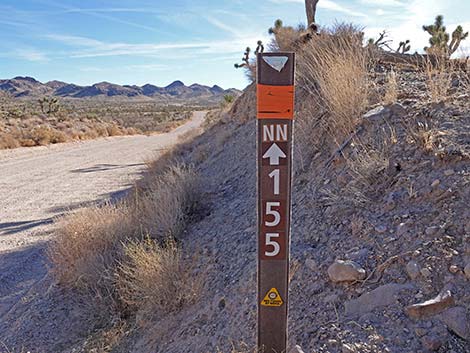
[263,56,289,72]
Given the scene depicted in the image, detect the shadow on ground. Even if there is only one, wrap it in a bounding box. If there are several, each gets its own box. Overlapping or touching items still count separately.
[70,163,144,174]
[0,219,54,236]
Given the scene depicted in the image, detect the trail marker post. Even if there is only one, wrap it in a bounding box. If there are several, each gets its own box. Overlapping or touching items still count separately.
[257,52,295,353]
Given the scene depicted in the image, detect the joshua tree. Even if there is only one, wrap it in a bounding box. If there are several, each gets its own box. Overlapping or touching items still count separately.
[368,30,394,51]
[449,25,469,55]
[396,40,411,54]
[423,15,468,56]
[234,47,251,69]
[38,97,60,115]
[305,0,320,26]
[268,19,283,35]
[255,40,265,55]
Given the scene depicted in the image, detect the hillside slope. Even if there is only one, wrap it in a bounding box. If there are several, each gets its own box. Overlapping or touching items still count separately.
[113,65,470,352]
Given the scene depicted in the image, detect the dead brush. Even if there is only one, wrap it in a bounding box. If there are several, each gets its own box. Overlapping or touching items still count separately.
[48,203,134,290]
[383,70,398,105]
[297,23,370,147]
[116,238,202,314]
[403,118,443,153]
[135,163,200,241]
[321,130,393,208]
[425,58,454,103]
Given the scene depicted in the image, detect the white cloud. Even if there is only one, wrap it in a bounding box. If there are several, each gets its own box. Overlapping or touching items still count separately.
[205,16,240,37]
[44,33,269,59]
[269,0,367,17]
[15,48,48,61]
[359,0,405,6]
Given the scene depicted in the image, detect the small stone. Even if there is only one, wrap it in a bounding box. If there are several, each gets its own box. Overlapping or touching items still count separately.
[425,226,440,236]
[305,258,318,272]
[415,327,427,337]
[341,344,354,353]
[295,345,306,353]
[323,294,339,303]
[328,260,366,283]
[405,290,455,320]
[464,263,470,279]
[388,102,407,116]
[421,334,443,351]
[420,268,432,277]
[406,261,420,280]
[431,179,440,188]
[375,225,387,234]
[384,201,396,211]
[397,223,408,236]
[448,265,459,274]
[444,169,454,176]
[363,105,390,121]
[218,298,226,310]
[440,307,470,340]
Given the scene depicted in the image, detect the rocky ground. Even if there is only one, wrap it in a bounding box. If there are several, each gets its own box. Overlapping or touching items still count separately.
[113,65,469,352]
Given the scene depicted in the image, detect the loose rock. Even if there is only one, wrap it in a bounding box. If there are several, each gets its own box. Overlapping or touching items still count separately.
[327,260,366,283]
[421,334,443,351]
[440,307,470,340]
[406,260,420,280]
[345,283,412,316]
[464,263,470,279]
[405,290,455,320]
[305,258,318,272]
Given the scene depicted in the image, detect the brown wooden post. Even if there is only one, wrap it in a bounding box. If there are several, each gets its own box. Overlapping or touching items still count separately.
[257,52,295,353]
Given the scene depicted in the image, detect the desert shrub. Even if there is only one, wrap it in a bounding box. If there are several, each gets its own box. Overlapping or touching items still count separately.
[49,156,200,319]
[0,133,20,149]
[107,125,123,136]
[297,23,369,146]
[136,163,200,241]
[48,204,134,290]
[25,126,67,146]
[116,239,201,314]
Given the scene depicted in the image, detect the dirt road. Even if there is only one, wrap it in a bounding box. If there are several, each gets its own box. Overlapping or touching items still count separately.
[0,111,205,252]
[0,112,205,351]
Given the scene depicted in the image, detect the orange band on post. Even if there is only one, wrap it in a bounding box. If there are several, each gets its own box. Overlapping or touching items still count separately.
[257,84,294,119]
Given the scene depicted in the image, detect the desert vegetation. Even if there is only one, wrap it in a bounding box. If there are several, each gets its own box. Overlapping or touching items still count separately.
[0,95,198,149]
[48,143,203,336]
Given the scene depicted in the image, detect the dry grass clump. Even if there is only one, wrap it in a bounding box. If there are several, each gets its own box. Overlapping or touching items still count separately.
[297,23,370,146]
[116,239,201,314]
[49,204,134,290]
[136,163,201,241]
[425,58,453,102]
[49,155,201,318]
[383,70,398,105]
[0,133,20,149]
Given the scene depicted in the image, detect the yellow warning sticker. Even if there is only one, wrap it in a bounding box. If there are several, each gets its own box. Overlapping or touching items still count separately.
[261,288,283,307]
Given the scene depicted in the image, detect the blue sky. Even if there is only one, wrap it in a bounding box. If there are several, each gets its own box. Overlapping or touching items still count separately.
[1,0,469,89]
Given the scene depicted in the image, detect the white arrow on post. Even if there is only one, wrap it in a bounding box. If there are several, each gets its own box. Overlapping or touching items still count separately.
[263,143,286,166]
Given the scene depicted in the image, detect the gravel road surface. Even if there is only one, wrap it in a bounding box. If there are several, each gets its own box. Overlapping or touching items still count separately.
[0,111,204,252]
[0,112,205,352]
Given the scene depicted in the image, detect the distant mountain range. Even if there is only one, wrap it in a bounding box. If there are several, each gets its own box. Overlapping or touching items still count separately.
[0,76,241,103]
